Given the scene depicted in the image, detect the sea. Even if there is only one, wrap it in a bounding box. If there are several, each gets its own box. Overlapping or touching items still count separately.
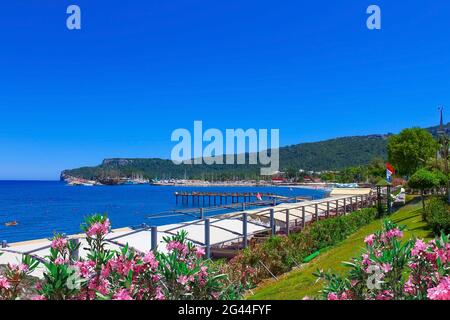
[0,181,326,243]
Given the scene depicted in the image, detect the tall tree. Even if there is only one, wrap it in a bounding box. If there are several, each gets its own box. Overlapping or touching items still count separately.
[408,168,439,213]
[387,128,439,176]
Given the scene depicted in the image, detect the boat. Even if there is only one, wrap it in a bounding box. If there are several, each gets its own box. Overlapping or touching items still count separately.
[67,178,98,186]
[5,221,18,227]
[124,173,149,185]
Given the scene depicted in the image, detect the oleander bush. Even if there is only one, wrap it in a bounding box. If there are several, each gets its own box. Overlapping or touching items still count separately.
[0,255,39,300]
[227,208,377,285]
[424,197,450,236]
[292,207,377,252]
[316,220,450,300]
[0,214,243,300]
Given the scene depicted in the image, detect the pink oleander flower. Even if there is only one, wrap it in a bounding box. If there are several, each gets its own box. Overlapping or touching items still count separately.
[152,274,161,282]
[403,277,416,296]
[155,287,165,300]
[166,240,179,251]
[18,263,29,273]
[195,246,205,258]
[0,276,11,290]
[199,265,208,275]
[434,248,448,264]
[35,281,43,291]
[143,251,159,269]
[166,240,188,255]
[113,289,133,300]
[302,296,311,300]
[376,290,394,300]
[381,263,392,273]
[31,295,47,300]
[327,292,338,300]
[386,228,403,240]
[427,277,450,300]
[88,277,110,296]
[361,253,371,266]
[75,260,96,278]
[177,275,189,285]
[197,266,209,286]
[107,256,135,277]
[86,219,110,237]
[54,257,67,265]
[51,237,67,252]
[364,234,375,246]
[408,262,418,269]
[7,263,28,274]
[211,292,220,300]
[411,239,428,257]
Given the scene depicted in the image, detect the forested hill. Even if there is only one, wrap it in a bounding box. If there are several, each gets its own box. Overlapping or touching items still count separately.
[62,135,389,180]
[279,134,388,170]
[61,123,448,180]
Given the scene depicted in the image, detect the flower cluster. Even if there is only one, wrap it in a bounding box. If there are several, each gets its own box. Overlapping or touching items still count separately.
[0,215,241,300]
[157,232,230,300]
[427,277,450,300]
[51,236,67,252]
[403,235,450,300]
[0,255,38,300]
[317,220,450,300]
[86,219,110,238]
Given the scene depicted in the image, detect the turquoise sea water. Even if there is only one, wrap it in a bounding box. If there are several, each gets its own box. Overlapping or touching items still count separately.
[0,181,325,243]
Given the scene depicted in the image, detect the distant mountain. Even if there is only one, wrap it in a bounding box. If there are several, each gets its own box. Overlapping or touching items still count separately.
[61,123,447,180]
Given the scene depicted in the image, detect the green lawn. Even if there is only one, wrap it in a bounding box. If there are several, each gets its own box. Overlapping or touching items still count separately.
[246,199,433,300]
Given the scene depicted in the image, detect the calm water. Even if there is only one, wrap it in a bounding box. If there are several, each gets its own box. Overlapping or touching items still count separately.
[0,181,325,243]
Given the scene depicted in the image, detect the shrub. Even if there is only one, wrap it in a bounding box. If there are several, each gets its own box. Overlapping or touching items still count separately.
[316,220,450,300]
[228,235,299,284]
[0,215,242,300]
[292,207,377,252]
[424,197,450,235]
[0,255,39,300]
[227,208,377,285]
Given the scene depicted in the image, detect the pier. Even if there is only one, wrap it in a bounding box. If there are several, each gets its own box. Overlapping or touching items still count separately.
[174,191,312,206]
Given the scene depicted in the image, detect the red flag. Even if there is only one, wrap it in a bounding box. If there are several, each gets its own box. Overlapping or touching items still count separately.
[386,163,395,174]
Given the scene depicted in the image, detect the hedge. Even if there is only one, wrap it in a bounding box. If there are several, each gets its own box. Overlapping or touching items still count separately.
[224,207,377,285]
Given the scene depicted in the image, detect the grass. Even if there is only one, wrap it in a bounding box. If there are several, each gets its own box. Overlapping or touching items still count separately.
[246,198,433,300]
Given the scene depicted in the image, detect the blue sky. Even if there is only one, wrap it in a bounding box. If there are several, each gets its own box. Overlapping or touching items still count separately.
[1,1,450,180]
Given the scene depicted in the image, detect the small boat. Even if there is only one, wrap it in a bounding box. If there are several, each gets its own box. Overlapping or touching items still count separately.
[5,221,18,227]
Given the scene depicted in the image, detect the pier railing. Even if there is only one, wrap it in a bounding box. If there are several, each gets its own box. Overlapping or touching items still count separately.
[147,193,376,258]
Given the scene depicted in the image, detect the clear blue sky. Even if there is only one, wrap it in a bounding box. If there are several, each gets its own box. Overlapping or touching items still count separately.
[1,1,450,180]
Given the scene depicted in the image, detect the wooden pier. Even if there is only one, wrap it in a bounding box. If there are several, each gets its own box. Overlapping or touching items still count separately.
[174,191,311,206]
